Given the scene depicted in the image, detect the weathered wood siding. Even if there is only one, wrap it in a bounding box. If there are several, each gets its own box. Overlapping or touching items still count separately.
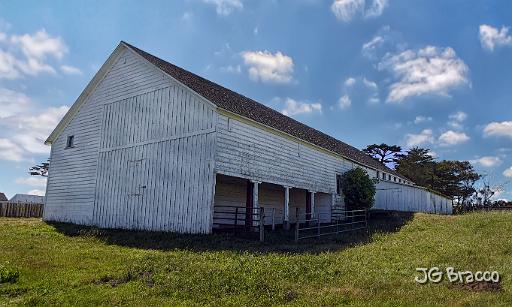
[94,86,216,233]
[45,48,217,232]
[374,181,452,214]
[214,113,380,210]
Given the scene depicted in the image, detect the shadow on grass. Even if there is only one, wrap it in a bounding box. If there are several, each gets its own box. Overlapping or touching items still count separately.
[48,210,414,254]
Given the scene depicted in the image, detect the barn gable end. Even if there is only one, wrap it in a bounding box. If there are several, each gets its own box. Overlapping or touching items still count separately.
[44,45,217,232]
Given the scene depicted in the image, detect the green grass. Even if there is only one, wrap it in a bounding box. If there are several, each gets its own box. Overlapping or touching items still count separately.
[0,211,511,306]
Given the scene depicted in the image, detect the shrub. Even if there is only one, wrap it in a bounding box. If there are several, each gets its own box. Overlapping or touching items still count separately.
[341,167,377,210]
[0,262,20,283]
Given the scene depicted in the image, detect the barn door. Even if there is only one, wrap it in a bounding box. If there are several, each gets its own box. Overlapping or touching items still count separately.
[93,144,148,229]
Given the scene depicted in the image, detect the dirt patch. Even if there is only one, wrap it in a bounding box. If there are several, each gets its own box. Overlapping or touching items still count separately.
[451,281,502,292]
[94,271,154,288]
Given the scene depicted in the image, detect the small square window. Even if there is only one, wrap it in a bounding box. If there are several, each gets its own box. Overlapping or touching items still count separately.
[66,135,75,148]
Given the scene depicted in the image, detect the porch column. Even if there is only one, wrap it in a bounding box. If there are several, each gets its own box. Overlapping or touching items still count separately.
[310,191,316,219]
[251,180,261,227]
[283,186,290,230]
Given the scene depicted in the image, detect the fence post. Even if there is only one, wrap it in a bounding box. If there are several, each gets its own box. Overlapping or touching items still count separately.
[259,208,265,242]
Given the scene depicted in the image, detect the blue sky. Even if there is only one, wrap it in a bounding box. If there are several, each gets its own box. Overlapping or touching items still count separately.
[0,0,511,200]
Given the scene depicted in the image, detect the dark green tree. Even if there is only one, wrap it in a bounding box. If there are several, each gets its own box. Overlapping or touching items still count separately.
[30,160,49,177]
[341,168,377,210]
[362,143,402,165]
[395,147,435,187]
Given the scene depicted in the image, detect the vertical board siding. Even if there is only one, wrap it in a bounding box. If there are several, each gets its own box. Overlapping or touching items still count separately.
[93,85,216,233]
[215,114,384,210]
[44,48,217,231]
[374,181,453,214]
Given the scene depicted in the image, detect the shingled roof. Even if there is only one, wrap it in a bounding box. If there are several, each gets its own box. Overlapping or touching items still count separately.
[124,42,409,182]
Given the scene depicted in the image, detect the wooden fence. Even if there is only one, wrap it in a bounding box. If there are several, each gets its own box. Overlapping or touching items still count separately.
[0,202,44,218]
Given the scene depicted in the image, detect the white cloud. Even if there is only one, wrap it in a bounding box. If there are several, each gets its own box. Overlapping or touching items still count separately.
[362,78,378,90]
[364,0,389,18]
[0,28,70,79]
[0,88,31,118]
[405,129,434,147]
[379,46,469,103]
[338,95,352,109]
[60,65,82,75]
[479,24,512,51]
[241,50,294,83]
[344,77,356,87]
[27,189,45,196]
[331,0,388,22]
[0,88,68,161]
[448,111,467,129]
[470,156,502,168]
[277,97,322,116]
[0,138,24,161]
[16,176,47,187]
[203,0,243,16]
[362,35,384,58]
[438,130,470,146]
[414,116,432,124]
[331,0,365,22]
[504,167,512,178]
[483,121,512,138]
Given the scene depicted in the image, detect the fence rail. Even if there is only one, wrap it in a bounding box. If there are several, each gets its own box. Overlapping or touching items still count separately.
[295,209,368,242]
[212,205,266,242]
[0,202,44,218]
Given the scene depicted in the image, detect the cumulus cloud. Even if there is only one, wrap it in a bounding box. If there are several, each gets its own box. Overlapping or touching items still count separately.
[338,95,352,109]
[378,46,469,103]
[60,65,82,75]
[331,0,388,22]
[0,28,70,79]
[470,156,502,168]
[0,88,68,161]
[274,97,322,116]
[438,130,470,146]
[0,138,24,161]
[448,111,467,129]
[479,24,512,51]
[483,121,512,138]
[341,76,380,104]
[0,88,31,118]
[203,0,243,16]
[504,167,512,178]
[405,129,434,147]
[344,77,356,87]
[241,50,294,83]
[413,116,433,124]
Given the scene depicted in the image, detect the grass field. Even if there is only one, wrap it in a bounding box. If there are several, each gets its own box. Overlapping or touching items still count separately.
[0,211,511,306]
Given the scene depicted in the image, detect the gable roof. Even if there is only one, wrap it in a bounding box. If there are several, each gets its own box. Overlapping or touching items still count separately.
[0,192,7,201]
[122,42,409,182]
[46,41,409,183]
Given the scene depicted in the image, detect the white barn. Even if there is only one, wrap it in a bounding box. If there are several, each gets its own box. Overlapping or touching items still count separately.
[43,42,452,234]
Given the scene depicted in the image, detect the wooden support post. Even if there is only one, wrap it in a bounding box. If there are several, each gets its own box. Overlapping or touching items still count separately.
[310,191,316,220]
[259,208,265,242]
[252,181,260,228]
[271,208,275,231]
[283,186,290,230]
